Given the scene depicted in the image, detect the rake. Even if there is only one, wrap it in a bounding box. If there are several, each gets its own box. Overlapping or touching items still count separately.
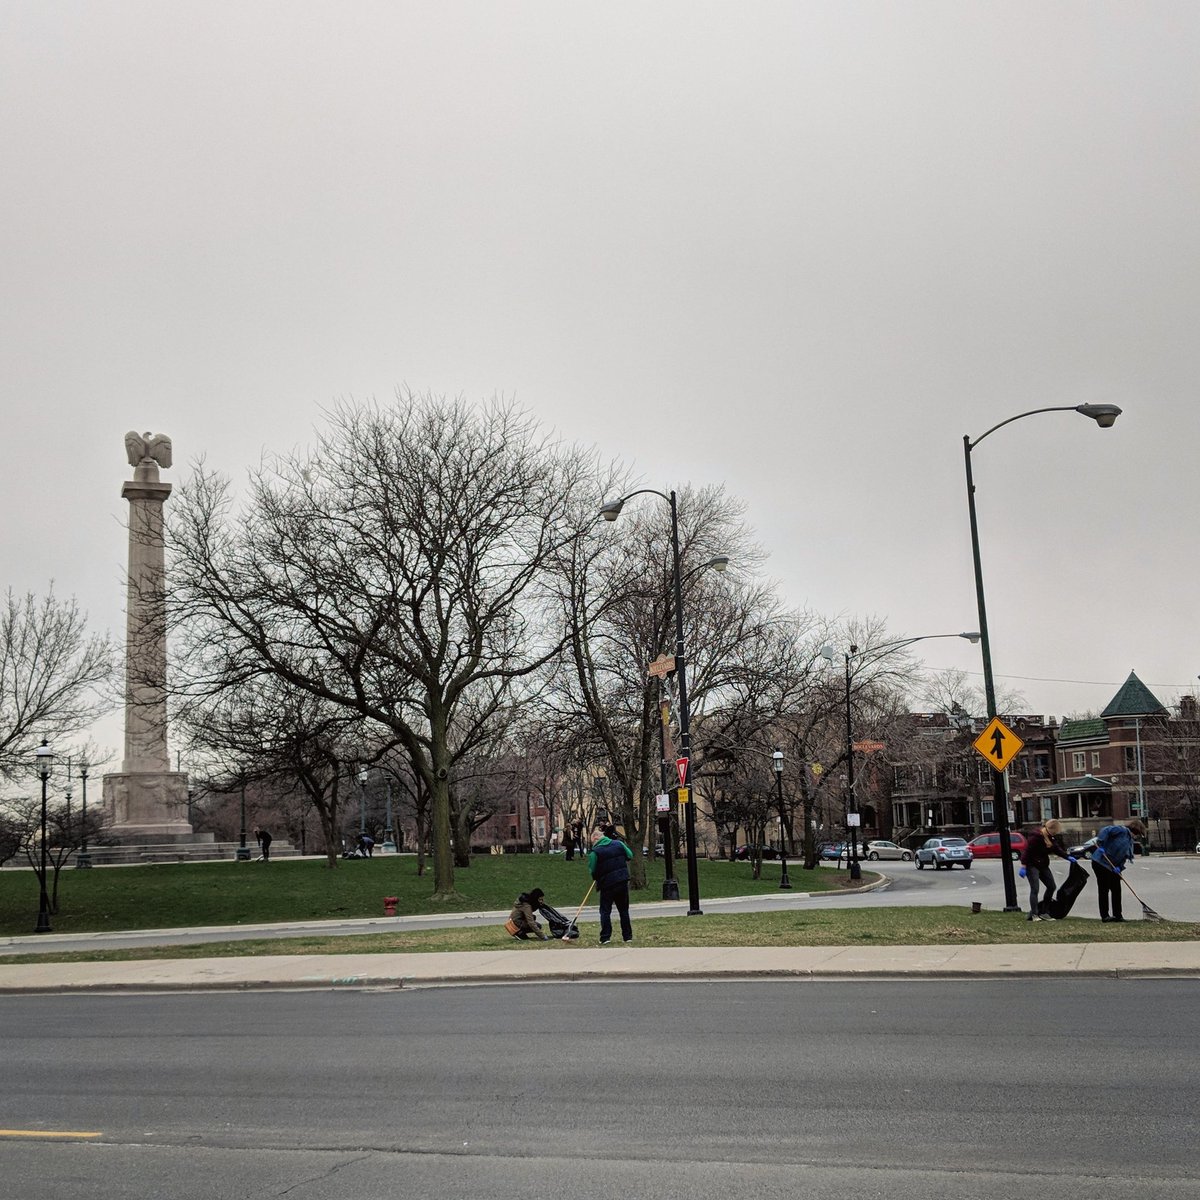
[562,881,595,941]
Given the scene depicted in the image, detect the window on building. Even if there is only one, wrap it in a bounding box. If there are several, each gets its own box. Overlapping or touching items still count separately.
[981,800,993,824]
[509,825,518,840]
[1041,798,1055,820]
[1072,752,1086,772]
[1034,755,1050,780]
[1019,759,1029,780]
[1124,746,1142,771]
[535,818,546,838]
[1091,752,1101,769]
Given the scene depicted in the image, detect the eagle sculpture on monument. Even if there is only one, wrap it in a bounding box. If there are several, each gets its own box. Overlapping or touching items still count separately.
[124,430,173,470]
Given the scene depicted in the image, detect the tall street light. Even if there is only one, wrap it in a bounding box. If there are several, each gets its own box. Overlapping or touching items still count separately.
[35,739,53,933]
[822,632,981,881]
[964,402,1121,911]
[772,748,791,889]
[600,489,728,916]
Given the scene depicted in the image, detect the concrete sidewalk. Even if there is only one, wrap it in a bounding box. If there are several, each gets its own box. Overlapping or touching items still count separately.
[1,940,1198,993]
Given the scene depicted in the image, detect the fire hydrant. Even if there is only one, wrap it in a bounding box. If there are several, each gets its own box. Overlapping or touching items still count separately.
[383,896,398,917]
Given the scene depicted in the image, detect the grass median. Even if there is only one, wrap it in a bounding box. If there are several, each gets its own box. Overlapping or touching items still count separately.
[2,906,1197,965]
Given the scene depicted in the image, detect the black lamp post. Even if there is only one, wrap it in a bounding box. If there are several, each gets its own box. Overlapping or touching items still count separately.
[601,489,728,917]
[773,748,791,889]
[236,783,251,860]
[358,767,368,835]
[34,739,53,933]
[964,402,1121,911]
[76,761,91,868]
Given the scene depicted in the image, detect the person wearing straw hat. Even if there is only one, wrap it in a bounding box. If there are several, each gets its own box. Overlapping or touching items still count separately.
[1089,819,1146,922]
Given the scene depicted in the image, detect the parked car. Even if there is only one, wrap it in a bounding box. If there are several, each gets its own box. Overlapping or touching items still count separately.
[967,831,1027,861]
[818,843,845,860]
[734,844,780,861]
[861,839,912,862]
[1068,837,1143,860]
[915,837,973,869]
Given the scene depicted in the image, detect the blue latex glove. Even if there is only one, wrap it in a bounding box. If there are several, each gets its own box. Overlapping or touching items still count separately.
[1068,856,1077,863]
[1018,866,1027,878]
[1113,866,1122,874]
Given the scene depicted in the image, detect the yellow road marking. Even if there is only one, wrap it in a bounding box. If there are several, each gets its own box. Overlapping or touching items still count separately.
[0,1129,102,1139]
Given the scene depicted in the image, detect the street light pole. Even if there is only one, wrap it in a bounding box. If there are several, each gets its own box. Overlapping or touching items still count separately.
[963,402,1121,911]
[657,683,680,901]
[35,739,53,933]
[773,748,791,889]
[384,778,396,853]
[600,488,728,917]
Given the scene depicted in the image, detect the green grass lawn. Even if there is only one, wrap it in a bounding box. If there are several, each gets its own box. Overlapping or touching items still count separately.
[3,906,1196,966]
[0,853,849,937]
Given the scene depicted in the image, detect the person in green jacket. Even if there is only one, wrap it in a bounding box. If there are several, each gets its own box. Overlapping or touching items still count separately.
[588,825,635,944]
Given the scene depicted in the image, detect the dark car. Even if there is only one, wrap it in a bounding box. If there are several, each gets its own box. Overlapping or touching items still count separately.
[734,844,779,861]
[967,831,1027,861]
[1068,837,1143,861]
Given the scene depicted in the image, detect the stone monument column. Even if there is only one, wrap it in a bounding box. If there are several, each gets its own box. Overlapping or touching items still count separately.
[104,431,192,837]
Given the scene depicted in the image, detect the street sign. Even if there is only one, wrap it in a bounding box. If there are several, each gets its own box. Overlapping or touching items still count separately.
[854,739,886,753]
[648,654,676,678]
[676,756,689,787]
[655,793,670,814]
[973,716,1024,772]
[677,787,690,805]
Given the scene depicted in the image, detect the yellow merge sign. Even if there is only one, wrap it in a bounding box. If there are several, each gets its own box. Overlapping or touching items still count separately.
[677,787,690,805]
[973,716,1024,772]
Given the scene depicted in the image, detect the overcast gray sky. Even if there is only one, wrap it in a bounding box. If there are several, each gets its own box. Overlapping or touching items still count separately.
[3,2,1197,761]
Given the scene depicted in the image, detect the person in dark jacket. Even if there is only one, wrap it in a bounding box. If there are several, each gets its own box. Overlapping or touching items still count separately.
[1021,819,1071,921]
[1090,819,1146,922]
[506,888,548,939]
[588,826,634,944]
[254,827,272,862]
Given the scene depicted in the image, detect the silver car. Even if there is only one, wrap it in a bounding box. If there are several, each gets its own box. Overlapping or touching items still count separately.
[862,839,912,861]
[915,837,973,870]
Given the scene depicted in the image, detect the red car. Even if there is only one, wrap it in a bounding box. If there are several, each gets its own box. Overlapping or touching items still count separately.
[966,831,1027,860]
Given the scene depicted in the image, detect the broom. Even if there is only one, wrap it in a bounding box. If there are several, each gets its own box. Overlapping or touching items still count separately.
[1096,849,1163,922]
[562,881,595,941]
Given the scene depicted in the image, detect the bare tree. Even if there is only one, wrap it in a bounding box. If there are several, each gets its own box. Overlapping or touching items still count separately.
[169,393,590,900]
[0,589,116,781]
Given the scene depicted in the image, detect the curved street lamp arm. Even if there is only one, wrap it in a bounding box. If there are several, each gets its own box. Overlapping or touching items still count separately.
[967,405,1081,450]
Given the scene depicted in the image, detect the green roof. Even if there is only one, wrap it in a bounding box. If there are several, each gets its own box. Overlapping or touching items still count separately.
[1101,671,1167,718]
[1039,774,1113,795]
[1057,718,1107,744]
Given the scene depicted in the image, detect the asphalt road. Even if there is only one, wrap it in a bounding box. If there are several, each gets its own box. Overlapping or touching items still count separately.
[3,981,1195,1199]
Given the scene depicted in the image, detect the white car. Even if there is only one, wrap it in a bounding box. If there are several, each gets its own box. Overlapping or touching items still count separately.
[862,839,912,862]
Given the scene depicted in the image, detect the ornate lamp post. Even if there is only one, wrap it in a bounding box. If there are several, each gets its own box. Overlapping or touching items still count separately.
[964,402,1121,910]
[76,761,92,868]
[34,739,54,932]
[236,783,251,860]
[600,489,728,916]
[773,748,791,889]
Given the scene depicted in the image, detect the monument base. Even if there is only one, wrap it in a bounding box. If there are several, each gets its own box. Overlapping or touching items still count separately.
[103,771,193,838]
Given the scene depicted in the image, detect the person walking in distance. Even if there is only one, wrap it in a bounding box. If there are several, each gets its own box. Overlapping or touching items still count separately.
[1020,818,1070,920]
[1089,819,1146,922]
[588,824,634,944]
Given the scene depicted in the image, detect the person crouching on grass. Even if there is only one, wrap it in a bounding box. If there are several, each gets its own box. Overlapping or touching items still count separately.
[505,888,548,940]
